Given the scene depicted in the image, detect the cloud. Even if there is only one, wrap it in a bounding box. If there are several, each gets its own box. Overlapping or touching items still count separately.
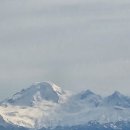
[0,0,130,99]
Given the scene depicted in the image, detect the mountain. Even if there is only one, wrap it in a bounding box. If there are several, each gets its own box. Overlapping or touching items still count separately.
[76,89,102,107]
[0,81,130,130]
[0,82,69,129]
[2,82,67,106]
[102,91,130,108]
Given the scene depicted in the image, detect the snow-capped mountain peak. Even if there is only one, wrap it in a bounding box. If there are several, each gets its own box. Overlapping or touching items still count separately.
[2,81,66,106]
[0,82,130,130]
[80,89,95,99]
[74,90,102,107]
[30,81,64,96]
[111,91,123,98]
[103,91,130,108]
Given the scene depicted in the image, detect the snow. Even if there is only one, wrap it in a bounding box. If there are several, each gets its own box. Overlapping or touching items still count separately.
[102,91,130,107]
[2,81,67,106]
[0,81,130,129]
[75,89,102,107]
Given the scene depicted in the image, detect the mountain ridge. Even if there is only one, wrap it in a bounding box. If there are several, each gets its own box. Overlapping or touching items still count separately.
[0,81,130,130]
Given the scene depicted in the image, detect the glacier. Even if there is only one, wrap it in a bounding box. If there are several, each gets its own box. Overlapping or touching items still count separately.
[0,81,130,130]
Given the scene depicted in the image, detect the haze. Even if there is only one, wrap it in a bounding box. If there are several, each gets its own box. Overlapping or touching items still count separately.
[0,0,130,99]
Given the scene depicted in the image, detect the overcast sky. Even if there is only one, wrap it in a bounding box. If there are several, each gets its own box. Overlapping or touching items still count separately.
[0,0,130,100]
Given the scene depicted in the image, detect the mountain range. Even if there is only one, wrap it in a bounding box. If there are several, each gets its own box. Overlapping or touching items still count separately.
[0,81,130,130]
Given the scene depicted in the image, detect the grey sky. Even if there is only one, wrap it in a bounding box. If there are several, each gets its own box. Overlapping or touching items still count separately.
[0,0,130,100]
